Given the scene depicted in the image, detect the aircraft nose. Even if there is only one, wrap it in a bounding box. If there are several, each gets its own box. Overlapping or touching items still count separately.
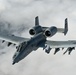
[12,57,21,65]
[12,54,22,65]
[12,61,15,65]
[12,52,20,65]
[12,58,19,65]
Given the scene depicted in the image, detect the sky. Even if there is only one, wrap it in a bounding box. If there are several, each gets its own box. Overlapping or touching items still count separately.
[0,0,76,75]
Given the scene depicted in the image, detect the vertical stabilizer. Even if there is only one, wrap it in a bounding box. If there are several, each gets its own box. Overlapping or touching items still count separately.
[64,18,68,35]
[35,16,39,26]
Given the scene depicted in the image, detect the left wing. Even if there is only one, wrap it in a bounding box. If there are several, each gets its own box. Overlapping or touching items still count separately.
[0,32,29,45]
[46,40,76,48]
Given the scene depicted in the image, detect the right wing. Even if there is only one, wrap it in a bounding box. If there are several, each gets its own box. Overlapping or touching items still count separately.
[46,40,76,48]
[44,40,76,54]
[0,32,29,45]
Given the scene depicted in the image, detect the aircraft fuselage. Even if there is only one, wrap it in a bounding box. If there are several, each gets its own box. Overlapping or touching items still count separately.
[12,33,46,65]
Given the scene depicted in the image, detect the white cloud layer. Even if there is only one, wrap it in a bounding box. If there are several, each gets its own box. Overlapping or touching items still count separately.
[0,0,76,75]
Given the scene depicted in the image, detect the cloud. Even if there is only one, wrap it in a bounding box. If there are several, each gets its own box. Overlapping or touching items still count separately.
[0,0,76,75]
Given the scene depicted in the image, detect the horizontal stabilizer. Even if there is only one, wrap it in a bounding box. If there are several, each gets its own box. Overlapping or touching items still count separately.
[57,18,68,35]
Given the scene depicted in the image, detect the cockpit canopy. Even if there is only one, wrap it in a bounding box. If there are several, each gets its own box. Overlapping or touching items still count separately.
[17,41,27,52]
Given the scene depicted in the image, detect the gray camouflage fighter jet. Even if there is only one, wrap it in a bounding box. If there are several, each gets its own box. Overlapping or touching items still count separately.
[0,16,76,65]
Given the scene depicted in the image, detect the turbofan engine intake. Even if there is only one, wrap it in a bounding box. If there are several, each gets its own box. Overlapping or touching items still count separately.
[45,26,57,37]
[29,26,42,35]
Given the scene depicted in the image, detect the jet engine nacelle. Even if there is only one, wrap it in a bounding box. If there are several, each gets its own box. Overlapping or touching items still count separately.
[45,26,57,37]
[29,26,42,35]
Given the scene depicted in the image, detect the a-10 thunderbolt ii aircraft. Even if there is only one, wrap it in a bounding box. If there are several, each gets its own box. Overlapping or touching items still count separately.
[0,16,76,65]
